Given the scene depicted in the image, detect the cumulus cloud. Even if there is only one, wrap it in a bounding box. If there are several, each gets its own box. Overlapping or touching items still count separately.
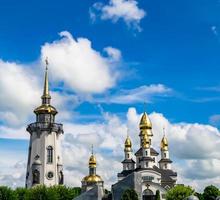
[41,31,120,94]
[104,46,122,62]
[0,60,41,126]
[95,84,172,104]
[90,0,146,31]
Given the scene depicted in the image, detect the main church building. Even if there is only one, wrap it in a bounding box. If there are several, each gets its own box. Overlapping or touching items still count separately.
[25,63,177,199]
[111,112,177,200]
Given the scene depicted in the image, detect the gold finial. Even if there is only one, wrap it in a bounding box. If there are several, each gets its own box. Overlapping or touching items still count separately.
[89,145,96,168]
[42,57,51,100]
[124,128,132,150]
[91,144,94,155]
[161,127,168,151]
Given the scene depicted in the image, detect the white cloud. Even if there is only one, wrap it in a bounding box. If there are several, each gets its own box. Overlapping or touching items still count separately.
[90,0,146,31]
[95,84,172,104]
[104,46,122,62]
[41,31,120,94]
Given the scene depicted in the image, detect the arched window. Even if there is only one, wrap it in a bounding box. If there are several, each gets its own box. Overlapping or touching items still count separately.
[59,171,64,185]
[32,169,40,184]
[164,153,167,158]
[47,146,53,163]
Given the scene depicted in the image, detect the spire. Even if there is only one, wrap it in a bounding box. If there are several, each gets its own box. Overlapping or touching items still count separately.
[89,145,96,168]
[34,58,57,115]
[41,57,51,104]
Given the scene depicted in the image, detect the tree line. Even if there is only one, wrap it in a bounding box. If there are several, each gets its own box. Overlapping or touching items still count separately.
[0,184,219,200]
[0,185,81,200]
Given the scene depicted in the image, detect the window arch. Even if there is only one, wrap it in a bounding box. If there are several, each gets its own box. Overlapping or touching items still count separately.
[32,169,40,184]
[47,146,53,163]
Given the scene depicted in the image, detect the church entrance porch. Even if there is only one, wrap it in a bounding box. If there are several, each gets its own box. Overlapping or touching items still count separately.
[142,189,156,200]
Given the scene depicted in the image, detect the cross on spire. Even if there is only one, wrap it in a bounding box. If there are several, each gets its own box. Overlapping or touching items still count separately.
[45,57,49,70]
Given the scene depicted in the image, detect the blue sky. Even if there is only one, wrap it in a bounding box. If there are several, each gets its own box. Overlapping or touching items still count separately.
[0,0,220,123]
[0,0,220,191]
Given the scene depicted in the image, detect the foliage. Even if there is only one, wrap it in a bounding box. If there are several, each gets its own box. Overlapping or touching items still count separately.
[166,185,194,200]
[0,186,18,200]
[121,188,138,200]
[15,187,28,200]
[51,185,81,200]
[195,192,204,200]
[202,185,220,200]
[156,190,160,200]
[24,185,58,200]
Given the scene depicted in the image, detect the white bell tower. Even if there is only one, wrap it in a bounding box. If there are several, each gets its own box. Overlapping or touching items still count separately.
[25,59,64,188]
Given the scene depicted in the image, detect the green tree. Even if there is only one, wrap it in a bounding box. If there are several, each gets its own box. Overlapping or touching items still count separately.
[156,190,160,200]
[166,185,194,200]
[24,185,58,200]
[0,186,18,200]
[51,185,81,200]
[15,187,28,200]
[203,185,220,200]
[195,192,204,200]
[121,188,138,200]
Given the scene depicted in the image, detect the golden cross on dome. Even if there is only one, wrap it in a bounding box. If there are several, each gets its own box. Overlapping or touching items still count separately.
[163,126,166,136]
[143,101,147,112]
[91,144,94,155]
[45,57,49,70]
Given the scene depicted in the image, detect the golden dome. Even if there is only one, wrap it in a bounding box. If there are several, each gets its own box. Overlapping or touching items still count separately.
[139,112,152,129]
[125,136,132,148]
[34,104,57,115]
[142,134,150,149]
[89,154,96,167]
[161,136,168,151]
[140,129,153,137]
[82,174,103,183]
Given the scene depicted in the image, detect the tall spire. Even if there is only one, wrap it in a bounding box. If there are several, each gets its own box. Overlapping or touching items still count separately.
[42,57,51,104]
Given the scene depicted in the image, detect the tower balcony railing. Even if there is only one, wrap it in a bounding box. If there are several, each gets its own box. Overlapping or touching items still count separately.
[27,122,64,134]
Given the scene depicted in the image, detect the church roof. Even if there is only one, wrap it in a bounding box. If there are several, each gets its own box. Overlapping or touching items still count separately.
[158,158,173,163]
[135,147,159,156]
[153,166,177,182]
[121,159,135,164]
[139,157,154,162]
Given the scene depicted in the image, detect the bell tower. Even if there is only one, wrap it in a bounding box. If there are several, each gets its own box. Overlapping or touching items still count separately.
[25,59,64,188]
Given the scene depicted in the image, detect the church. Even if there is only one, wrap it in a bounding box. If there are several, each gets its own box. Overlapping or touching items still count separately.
[111,112,177,200]
[25,62,177,199]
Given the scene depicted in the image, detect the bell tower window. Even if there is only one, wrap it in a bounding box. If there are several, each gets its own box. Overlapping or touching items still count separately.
[47,146,53,163]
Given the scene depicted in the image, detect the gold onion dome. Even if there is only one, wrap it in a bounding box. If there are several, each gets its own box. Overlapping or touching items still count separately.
[34,104,57,115]
[139,112,152,129]
[82,174,103,183]
[142,134,150,149]
[125,136,132,148]
[89,154,96,167]
[161,136,168,151]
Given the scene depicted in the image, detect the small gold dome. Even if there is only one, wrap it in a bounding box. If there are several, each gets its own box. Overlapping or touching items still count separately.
[125,136,132,148]
[161,136,168,151]
[89,154,96,167]
[82,174,103,183]
[34,104,57,115]
[142,134,150,149]
[139,112,152,129]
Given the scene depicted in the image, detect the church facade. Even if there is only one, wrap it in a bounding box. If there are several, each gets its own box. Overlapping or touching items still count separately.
[25,61,64,188]
[112,112,177,200]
